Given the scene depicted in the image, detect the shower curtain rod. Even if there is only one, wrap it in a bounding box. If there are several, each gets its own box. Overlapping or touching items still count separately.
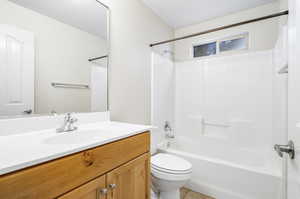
[149,10,289,47]
[88,55,108,62]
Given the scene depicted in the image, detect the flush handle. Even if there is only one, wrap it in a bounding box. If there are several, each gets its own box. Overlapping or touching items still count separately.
[23,109,32,114]
[274,140,295,159]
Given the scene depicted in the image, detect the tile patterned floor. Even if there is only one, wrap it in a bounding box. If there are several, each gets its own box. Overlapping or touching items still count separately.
[180,188,215,199]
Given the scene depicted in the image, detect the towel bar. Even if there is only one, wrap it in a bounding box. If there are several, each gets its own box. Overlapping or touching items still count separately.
[51,82,89,89]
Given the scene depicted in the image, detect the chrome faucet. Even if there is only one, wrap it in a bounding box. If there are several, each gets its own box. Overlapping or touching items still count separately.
[56,113,78,133]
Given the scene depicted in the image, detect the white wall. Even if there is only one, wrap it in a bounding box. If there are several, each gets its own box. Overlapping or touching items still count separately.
[0,0,108,114]
[174,1,287,61]
[100,0,174,124]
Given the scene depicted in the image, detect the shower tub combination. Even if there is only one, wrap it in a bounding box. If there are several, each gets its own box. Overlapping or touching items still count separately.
[152,21,287,198]
[158,137,282,199]
[152,50,285,199]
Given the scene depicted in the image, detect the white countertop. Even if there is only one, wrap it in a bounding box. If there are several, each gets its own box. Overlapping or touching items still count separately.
[0,121,152,175]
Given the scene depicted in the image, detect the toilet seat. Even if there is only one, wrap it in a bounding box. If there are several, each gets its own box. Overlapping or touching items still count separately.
[151,154,192,175]
[151,164,192,174]
[151,166,192,181]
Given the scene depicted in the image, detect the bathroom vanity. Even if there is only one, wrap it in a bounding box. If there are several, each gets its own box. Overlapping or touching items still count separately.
[0,120,151,199]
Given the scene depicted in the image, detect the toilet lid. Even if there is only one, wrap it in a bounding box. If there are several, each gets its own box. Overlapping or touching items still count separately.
[151,154,192,173]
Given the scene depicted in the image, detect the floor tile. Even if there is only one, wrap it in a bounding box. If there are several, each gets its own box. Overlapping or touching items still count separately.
[180,187,215,199]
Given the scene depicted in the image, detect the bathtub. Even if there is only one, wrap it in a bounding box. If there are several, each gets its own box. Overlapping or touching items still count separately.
[157,137,282,199]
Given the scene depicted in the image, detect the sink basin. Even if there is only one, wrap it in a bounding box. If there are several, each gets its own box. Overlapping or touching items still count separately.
[44,129,113,145]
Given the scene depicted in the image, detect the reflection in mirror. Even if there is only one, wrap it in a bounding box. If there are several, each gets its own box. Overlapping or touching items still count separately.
[0,0,109,117]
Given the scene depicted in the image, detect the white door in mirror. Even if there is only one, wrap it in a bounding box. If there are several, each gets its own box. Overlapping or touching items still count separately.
[0,25,34,116]
[91,63,108,112]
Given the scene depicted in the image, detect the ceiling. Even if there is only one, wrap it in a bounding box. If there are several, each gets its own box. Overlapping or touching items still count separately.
[9,0,108,39]
[142,0,278,28]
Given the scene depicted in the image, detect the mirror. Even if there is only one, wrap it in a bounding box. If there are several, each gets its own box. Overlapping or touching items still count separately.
[0,0,110,117]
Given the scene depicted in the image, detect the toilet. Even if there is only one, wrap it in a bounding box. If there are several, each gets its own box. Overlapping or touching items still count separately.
[151,153,192,199]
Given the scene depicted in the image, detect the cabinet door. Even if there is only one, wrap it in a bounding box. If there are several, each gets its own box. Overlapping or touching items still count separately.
[107,153,150,199]
[58,175,107,199]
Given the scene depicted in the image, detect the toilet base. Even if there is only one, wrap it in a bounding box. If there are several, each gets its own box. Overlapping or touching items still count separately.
[160,189,180,199]
[151,189,159,199]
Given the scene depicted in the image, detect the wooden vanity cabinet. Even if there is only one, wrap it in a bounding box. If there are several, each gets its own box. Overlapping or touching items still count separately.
[106,153,150,199]
[58,175,107,199]
[58,153,150,199]
[0,132,150,199]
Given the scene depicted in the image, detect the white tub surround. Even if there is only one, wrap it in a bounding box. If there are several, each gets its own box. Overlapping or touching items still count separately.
[152,48,286,199]
[0,112,152,175]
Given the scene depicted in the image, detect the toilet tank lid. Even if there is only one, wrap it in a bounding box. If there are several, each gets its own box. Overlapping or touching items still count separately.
[151,153,192,171]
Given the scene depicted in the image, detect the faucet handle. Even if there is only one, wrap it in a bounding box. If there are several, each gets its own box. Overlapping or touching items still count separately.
[164,121,172,132]
[65,113,71,120]
[64,112,75,121]
[70,118,78,123]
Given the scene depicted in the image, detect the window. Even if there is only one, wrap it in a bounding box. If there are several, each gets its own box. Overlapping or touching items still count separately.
[193,42,216,58]
[192,33,248,58]
[219,35,248,52]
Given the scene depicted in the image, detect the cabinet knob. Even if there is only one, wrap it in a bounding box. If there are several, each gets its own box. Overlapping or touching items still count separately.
[82,151,94,167]
[97,188,108,199]
[109,183,117,190]
[99,188,108,195]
